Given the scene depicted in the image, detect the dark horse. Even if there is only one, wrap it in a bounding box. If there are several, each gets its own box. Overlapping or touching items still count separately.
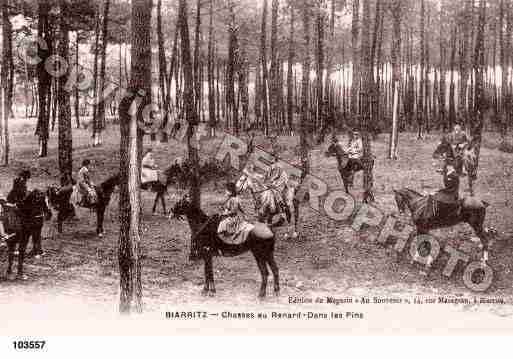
[140,163,182,214]
[432,136,478,195]
[325,142,375,200]
[48,174,119,236]
[393,187,491,263]
[170,196,279,298]
[1,189,52,280]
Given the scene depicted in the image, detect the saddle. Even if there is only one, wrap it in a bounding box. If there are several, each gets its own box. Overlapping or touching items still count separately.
[413,195,462,224]
[218,220,254,245]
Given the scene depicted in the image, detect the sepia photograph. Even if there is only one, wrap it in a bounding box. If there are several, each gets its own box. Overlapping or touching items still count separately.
[0,0,513,349]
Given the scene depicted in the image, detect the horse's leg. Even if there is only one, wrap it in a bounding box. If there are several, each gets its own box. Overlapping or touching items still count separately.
[252,251,268,298]
[292,198,299,238]
[152,191,160,214]
[32,226,43,255]
[469,208,488,263]
[468,177,474,196]
[6,237,16,278]
[202,256,210,296]
[17,232,29,280]
[266,250,280,296]
[207,254,216,296]
[160,191,167,214]
[97,207,105,237]
[57,211,63,234]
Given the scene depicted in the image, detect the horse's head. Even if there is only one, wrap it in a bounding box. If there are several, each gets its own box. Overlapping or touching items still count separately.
[392,189,407,214]
[170,195,192,221]
[393,188,423,215]
[101,173,120,196]
[164,162,183,185]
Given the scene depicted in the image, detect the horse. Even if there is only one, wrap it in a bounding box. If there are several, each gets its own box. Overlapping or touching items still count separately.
[170,195,279,298]
[140,163,183,214]
[48,174,119,236]
[325,142,375,197]
[1,189,52,280]
[393,187,492,263]
[235,166,300,239]
[432,136,478,195]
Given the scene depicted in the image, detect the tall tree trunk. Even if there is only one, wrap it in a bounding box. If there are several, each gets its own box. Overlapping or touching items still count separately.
[287,2,295,135]
[459,0,472,125]
[500,0,511,137]
[119,0,152,315]
[439,1,447,131]
[448,24,458,130]
[226,2,238,135]
[207,0,216,136]
[36,0,51,158]
[157,0,169,142]
[388,0,402,159]
[178,0,201,258]
[75,38,81,129]
[360,0,374,202]
[300,0,311,175]
[350,0,360,116]
[0,0,12,165]
[260,0,270,135]
[417,0,425,139]
[91,2,101,145]
[315,1,324,135]
[58,0,72,178]
[95,0,111,146]
[471,0,486,176]
[193,0,202,116]
[270,0,279,126]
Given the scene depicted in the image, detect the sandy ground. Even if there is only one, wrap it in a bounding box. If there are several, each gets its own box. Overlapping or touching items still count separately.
[1,123,513,334]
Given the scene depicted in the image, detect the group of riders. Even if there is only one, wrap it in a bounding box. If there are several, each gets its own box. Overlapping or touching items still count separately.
[0,123,472,251]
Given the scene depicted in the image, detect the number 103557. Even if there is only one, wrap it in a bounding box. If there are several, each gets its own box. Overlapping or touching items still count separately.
[13,340,46,350]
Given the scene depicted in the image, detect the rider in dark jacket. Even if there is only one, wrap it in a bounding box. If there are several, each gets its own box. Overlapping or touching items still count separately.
[7,170,31,206]
[431,164,461,217]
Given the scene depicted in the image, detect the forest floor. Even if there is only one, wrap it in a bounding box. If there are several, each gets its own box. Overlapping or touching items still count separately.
[1,120,513,334]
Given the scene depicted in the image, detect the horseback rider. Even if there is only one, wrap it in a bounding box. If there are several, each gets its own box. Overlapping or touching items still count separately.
[218,182,245,239]
[331,129,363,188]
[77,159,98,206]
[344,129,364,164]
[448,124,469,155]
[141,148,161,188]
[7,169,31,207]
[429,164,461,218]
[265,152,289,214]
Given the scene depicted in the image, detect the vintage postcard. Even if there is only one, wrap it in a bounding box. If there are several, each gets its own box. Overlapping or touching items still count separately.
[1,0,512,350]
